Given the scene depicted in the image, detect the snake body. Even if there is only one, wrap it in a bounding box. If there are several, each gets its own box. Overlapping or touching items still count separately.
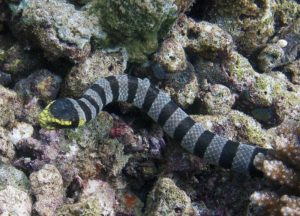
[39,75,267,176]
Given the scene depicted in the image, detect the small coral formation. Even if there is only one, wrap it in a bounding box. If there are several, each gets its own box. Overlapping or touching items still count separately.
[144,177,195,215]
[30,164,64,215]
[98,138,130,178]
[250,192,300,216]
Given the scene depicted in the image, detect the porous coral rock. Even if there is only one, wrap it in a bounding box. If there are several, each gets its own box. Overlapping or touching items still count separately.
[185,19,234,60]
[65,112,118,179]
[273,0,300,27]
[56,180,115,216]
[154,37,187,73]
[0,163,30,192]
[257,43,285,72]
[273,84,300,122]
[267,119,300,168]
[225,51,257,91]
[0,127,15,161]
[203,84,235,115]
[8,122,34,145]
[284,59,300,85]
[255,154,299,189]
[14,69,62,102]
[0,84,18,126]
[204,0,275,55]
[271,17,300,64]
[144,177,195,215]
[0,42,43,80]
[257,14,300,73]
[92,0,178,63]
[62,49,127,98]
[0,185,32,216]
[116,189,144,215]
[163,62,198,108]
[9,0,106,62]
[98,138,130,178]
[30,164,64,216]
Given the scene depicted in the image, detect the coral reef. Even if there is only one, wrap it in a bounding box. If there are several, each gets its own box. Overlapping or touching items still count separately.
[0,0,299,215]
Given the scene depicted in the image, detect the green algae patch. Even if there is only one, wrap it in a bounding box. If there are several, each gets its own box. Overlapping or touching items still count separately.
[91,0,178,63]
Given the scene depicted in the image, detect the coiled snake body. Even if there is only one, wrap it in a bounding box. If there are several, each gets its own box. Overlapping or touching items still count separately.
[39,75,267,177]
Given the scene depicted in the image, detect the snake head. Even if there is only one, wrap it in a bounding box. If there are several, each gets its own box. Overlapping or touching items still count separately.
[39,99,85,129]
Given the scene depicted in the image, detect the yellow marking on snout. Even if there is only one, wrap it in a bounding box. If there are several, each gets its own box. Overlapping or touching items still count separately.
[39,101,73,129]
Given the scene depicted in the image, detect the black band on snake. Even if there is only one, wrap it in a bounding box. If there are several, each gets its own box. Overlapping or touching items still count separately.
[39,75,268,177]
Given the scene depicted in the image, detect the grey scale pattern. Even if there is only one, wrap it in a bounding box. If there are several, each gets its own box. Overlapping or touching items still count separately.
[204,135,228,165]
[67,98,86,121]
[232,144,255,172]
[163,108,189,137]
[84,88,104,111]
[78,98,97,119]
[116,75,129,102]
[133,78,151,108]
[147,91,171,122]
[180,123,206,153]
[95,78,113,105]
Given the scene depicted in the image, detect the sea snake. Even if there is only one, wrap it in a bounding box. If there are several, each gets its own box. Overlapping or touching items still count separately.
[39,75,268,177]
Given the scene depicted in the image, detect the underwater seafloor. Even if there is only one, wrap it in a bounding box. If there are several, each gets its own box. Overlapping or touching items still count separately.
[0,0,299,215]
